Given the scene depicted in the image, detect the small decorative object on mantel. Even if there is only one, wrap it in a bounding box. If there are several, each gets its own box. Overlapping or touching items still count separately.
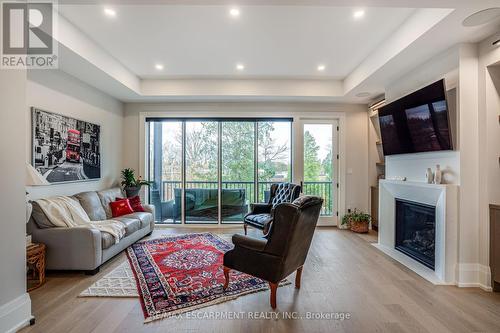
[434,164,442,184]
[342,209,371,233]
[426,167,434,184]
[120,168,153,198]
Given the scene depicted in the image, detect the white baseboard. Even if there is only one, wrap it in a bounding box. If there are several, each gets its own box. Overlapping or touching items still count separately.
[457,263,492,292]
[0,293,32,333]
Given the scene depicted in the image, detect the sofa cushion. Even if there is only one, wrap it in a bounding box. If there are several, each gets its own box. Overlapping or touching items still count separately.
[122,212,152,229]
[97,187,123,218]
[74,191,107,221]
[111,217,140,236]
[30,201,54,229]
[101,232,115,249]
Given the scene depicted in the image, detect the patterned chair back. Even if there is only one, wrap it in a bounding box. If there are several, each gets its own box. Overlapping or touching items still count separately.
[270,183,301,207]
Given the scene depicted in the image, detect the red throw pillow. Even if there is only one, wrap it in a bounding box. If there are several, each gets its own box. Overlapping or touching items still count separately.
[116,196,145,212]
[110,199,134,217]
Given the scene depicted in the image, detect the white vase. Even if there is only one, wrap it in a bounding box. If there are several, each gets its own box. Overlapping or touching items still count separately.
[434,164,442,184]
[426,168,433,184]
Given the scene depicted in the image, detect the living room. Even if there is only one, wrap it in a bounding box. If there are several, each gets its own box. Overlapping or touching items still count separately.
[1,1,500,332]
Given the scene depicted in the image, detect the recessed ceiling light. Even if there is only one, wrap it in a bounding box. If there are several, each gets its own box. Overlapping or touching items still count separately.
[353,10,365,19]
[317,64,326,72]
[463,8,500,27]
[155,64,164,71]
[104,8,116,18]
[229,8,240,17]
[236,63,245,71]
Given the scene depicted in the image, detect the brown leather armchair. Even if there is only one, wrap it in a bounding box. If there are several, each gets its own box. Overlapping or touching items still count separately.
[223,195,323,309]
[243,182,301,235]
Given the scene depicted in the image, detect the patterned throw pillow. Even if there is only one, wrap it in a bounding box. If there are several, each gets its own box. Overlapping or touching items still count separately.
[110,199,134,217]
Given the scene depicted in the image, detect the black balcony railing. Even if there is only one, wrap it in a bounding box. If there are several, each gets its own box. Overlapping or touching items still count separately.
[158,180,333,217]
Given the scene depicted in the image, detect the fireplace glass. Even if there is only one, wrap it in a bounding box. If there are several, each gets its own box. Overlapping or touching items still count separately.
[395,199,436,270]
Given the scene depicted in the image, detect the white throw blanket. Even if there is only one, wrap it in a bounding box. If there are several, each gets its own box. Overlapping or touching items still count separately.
[36,196,126,244]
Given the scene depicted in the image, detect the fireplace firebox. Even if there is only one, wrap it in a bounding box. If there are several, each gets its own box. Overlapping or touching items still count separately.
[395,199,436,270]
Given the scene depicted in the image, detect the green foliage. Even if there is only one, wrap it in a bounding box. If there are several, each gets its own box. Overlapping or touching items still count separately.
[222,122,254,181]
[121,168,152,188]
[322,147,333,181]
[341,209,371,226]
[304,130,321,181]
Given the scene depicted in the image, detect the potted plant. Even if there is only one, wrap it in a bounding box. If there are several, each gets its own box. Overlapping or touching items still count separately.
[120,168,152,198]
[342,209,371,233]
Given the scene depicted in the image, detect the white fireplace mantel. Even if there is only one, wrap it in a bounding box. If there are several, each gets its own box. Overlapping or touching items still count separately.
[374,180,458,285]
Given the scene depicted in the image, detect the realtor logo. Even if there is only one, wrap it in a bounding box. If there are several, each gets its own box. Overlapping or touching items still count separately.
[1,1,58,69]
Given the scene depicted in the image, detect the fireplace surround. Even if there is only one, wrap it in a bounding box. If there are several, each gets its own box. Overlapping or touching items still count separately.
[375,180,458,285]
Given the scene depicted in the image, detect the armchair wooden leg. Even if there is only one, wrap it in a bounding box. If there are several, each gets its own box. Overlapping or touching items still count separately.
[223,266,230,290]
[243,223,247,235]
[269,282,278,309]
[295,266,303,289]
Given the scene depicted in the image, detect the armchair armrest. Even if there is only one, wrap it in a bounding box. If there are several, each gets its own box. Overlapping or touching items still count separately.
[31,226,102,270]
[232,234,267,252]
[249,203,272,215]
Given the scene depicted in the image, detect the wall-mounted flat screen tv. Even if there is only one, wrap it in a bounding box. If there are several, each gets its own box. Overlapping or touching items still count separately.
[378,79,453,156]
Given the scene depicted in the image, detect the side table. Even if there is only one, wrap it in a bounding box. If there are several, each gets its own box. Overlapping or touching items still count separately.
[27,243,46,292]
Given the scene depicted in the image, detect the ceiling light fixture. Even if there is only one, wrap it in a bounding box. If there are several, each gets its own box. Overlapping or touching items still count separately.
[155,64,164,71]
[229,8,240,17]
[236,63,245,71]
[104,8,116,18]
[353,10,365,19]
[317,64,326,72]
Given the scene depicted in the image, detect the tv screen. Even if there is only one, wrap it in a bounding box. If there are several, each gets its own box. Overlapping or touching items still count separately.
[378,79,453,156]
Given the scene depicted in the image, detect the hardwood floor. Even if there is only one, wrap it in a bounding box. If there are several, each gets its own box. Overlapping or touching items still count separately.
[22,227,500,333]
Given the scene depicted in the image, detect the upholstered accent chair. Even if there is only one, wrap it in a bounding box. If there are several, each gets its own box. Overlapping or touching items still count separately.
[243,182,301,235]
[223,195,323,309]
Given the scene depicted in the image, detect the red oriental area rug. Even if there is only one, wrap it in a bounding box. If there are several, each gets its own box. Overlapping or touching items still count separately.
[127,233,288,323]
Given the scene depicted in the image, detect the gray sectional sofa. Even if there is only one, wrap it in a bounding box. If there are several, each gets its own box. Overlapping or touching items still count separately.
[27,187,155,274]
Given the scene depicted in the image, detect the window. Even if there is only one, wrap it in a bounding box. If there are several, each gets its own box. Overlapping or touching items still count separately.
[147,118,292,224]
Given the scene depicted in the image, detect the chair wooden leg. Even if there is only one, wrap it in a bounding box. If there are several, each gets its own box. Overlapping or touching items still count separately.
[269,282,278,309]
[223,266,230,290]
[295,266,303,289]
[243,223,247,235]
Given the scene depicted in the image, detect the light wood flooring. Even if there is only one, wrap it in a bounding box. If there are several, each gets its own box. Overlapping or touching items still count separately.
[21,227,500,333]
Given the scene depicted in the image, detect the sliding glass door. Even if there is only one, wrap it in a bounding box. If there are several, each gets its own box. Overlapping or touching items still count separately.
[148,118,292,224]
[257,122,292,203]
[221,122,254,223]
[184,121,219,223]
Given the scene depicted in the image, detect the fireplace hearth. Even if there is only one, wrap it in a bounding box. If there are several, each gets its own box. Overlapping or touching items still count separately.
[395,199,436,270]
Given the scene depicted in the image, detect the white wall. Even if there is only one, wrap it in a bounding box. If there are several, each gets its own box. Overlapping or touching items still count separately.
[26,70,124,199]
[478,33,500,289]
[122,102,370,214]
[0,70,32,332]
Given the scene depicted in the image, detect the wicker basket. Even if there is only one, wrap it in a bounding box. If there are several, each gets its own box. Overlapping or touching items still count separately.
[350,220,369,233]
